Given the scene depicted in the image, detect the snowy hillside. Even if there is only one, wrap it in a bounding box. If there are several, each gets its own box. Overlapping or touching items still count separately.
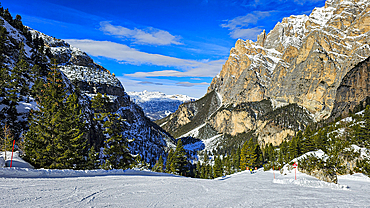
[0,11,175,167]
[1,168,370,207]
[127,90,195,120]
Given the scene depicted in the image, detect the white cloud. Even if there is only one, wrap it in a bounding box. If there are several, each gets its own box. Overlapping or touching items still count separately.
[117,76,208,98]
[176,82,209,87]
[229,27,263,39]
[293,0,322,5]
[221,11,270,30]
[221,11,271,40]
[65,39,225,77]
[100,21,181,45]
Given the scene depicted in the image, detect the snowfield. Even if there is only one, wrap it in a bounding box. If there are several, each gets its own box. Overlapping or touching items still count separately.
[1,168,369,207]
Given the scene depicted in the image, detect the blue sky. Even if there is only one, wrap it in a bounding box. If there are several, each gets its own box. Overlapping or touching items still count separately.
[4,0,325,98]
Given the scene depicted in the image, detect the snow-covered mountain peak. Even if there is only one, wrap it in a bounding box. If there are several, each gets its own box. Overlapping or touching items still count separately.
[127,91,196,120]
[127,91,196,103]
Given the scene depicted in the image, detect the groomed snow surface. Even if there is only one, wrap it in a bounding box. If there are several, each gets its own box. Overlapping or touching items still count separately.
[1,166,370,207]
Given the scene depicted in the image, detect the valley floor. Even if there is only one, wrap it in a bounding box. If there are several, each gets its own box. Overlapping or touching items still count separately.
[1,168,370,207]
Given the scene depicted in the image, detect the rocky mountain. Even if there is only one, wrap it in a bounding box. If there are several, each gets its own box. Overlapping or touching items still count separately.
[127,90,195,120]
[330,56,370,120]
[0,14,175,165]
[157,0,370,149]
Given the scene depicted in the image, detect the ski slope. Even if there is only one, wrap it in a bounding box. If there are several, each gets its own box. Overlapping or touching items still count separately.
[1,168,369,207]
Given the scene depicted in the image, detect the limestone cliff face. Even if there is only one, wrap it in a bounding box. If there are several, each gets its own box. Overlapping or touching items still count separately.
[160,0,370,148]
[330,56,370,119]
[208,0,370,121]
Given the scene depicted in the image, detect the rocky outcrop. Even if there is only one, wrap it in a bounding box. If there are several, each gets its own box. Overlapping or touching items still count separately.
[160,0,370,149]
[209,0,370,122]
[330,56,370,119]
[156,91,221,139]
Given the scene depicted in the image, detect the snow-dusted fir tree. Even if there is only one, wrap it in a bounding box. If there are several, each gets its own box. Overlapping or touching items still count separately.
[24,62,87,169]
[152,155,164,173]
[171,139,188,176]
[92,93,134,170]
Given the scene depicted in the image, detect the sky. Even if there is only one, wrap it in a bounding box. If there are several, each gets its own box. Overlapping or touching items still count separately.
[3,0,326,98]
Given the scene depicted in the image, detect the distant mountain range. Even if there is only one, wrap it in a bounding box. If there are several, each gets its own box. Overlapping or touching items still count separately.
[127,90,195,120]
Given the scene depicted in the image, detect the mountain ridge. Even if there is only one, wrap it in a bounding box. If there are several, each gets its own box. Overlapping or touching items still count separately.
[128,90,195,120]
[0,14,175,165]
[158,0,370,149]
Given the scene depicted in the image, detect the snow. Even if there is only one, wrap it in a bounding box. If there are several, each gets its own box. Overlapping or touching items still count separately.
[127,90,196,120]
[0,167,169,178]
[59,65,121,88]
[309,6,335,27]
[273,178,348,190]
[345,145,370,159]
[202,134,222,152]
[16,99,38,114]
[270,98,289,110]
[1,17,32,58]
[216,91,222,106]
[0,151,34,169]
[178,123,206,138]
[127,90,195,103]
[1,168,369,207]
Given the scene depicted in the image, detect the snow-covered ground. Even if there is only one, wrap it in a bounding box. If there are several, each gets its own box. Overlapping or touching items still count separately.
[1,167,369,207]
[0,151,34,169]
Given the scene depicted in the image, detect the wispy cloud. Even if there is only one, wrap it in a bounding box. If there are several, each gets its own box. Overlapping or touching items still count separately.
[221,11,271,30]
[221,11,272,40]
[100,21,181,45]
[138,81,163,85]
[293,0,322,5]
[228,27,263,40]
[191,78,202,80]
[247,0,321,7]
[117,76,208,98]
[65,39,225,77]
[176,82,209,87]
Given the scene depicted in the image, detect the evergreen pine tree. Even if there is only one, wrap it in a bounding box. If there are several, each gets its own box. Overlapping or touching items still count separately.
[354,105,370,148]
[171,139,188,176]
[213,156,223,178]
[4,42,31,139]
[57,93,87,169]
[166,149,174,173]
[253,144,263,168]
[91,93,134,170]
[86,146,100,170]
[195,161,201,178]
[200,164,206,179]
[207,164,213,179]
[234,147,241,172]
[203,151,209,164]
[24,63,87,169]
[247,143,257,168]
[101,113,133,170]
[240,141,248,170]
[225,155,232,175]
[153,155,164,173]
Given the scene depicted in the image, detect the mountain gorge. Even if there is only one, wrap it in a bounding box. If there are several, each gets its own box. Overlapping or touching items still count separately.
[158,0,370,149]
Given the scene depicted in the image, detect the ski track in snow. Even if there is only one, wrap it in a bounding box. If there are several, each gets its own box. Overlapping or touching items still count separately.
[1,168,370,207]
